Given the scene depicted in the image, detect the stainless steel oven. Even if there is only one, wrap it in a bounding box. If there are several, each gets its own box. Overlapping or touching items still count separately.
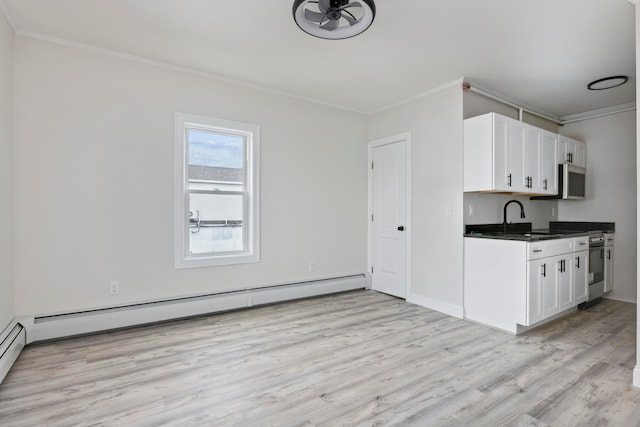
[580,232,605,308]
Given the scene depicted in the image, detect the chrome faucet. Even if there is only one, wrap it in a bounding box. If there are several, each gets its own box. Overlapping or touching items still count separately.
[503,199,526,234]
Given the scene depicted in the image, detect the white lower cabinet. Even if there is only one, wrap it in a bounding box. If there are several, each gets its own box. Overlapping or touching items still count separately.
[574,250,588,304]
[604,234,614,294]
[465,235,589,334]
[557,255,574,313]
[527,258,546,325]
[528,254,571,323]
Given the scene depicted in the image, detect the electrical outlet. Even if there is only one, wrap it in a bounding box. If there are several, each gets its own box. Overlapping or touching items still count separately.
[552,207,556,217]
[108,281,120,296]
[468,204,475,217]
[309,261,316,272]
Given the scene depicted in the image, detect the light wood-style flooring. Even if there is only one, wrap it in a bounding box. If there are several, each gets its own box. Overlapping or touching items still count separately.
[0,290,638,426]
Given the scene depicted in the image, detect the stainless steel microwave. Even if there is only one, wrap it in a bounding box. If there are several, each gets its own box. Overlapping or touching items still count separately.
[531,163,586,200]
[562,163,586,199]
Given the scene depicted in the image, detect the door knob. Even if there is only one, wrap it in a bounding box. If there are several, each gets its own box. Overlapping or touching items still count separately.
[397,226,405,231]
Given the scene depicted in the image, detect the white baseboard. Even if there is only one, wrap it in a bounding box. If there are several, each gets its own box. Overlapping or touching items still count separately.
[27,275,367,343]
[0,321,26,384]
[634,366,640,388]
[603,296,637,304]
[407,293,464,319]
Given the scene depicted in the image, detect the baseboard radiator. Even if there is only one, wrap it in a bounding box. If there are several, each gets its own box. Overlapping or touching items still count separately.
[29,274,368,343]
[0,322,26,384]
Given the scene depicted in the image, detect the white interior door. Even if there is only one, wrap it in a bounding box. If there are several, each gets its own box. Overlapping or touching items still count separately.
[371,138,407,298]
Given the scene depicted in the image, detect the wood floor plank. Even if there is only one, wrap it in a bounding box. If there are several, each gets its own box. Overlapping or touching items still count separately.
[0,290,638,426]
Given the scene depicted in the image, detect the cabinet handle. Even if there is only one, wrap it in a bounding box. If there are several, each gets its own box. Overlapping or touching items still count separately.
[528,176,532,188]
[570,152,574,163]
[508,173,512,187]
[601,248,604,259]
[576,256,580,269]
[543,178,547,190]
[559,259,564,273]
[607,249,611,260]
[533,249,543,253]
[579,242,587,246]
[542,263,546,277]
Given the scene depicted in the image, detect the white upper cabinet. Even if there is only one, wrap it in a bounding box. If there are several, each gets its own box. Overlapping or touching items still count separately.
[558,135,586,168]
[522,124,540,192]
[540,131,558,194]
[464,113,568,196]
[491,113,512,192]
[510,119,528,192]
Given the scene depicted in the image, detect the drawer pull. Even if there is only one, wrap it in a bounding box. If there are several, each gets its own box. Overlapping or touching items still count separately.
[533,249,543,253]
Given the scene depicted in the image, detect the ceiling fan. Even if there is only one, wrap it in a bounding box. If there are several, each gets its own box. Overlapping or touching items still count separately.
[292,0,376,40]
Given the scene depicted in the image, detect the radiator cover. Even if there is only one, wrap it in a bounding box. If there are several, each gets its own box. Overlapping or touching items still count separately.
[28,275,368,343]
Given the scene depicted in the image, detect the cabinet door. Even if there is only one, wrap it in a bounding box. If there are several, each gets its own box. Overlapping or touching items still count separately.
[572,140,586,168]
[574,250,588,304]
[492,114,512,191]
[557,136,569,164]
[527,259,545,325]
[604,246,614,293]
[543,256,560,318]
[509,120,526,192]
[558,136,586,167]
[524,125,541,192]
[558,256,574,311]
[540,131,558,195]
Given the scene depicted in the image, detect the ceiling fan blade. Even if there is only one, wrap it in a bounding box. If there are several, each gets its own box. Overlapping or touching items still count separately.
[320,19,339,31]
[305,9,327,23]
[317,0,331,13]
[341,2,363,10]
[342,13,357,25]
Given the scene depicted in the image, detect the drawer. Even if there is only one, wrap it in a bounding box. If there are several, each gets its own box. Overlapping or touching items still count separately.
[528,238,574,260]
[573,236,589,251]
[605,233,615,246]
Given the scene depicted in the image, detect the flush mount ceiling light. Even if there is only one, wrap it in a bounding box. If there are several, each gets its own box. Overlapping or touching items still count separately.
[293,0,376,40]
[587,75,628,90]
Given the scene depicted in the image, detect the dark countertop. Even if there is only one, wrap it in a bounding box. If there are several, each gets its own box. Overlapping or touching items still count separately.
[464,222,614,242]
[464,230,591,242]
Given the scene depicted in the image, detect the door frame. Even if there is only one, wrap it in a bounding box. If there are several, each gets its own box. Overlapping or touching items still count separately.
[367,132,412,299]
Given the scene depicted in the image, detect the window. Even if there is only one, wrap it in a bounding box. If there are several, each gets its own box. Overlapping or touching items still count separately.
[175,113,260,268]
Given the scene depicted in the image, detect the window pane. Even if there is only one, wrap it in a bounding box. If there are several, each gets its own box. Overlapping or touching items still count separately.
[188,129,244,167]
[187,128,246,256]
[188,193,245,255]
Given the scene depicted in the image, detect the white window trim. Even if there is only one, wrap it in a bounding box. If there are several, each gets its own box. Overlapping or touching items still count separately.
[174,112,260,269]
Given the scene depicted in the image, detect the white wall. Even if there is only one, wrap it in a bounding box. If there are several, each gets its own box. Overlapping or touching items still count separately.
[0,10,14,330]
[368,82,464,317]
[558,111,637,304]
[13,36,368,316]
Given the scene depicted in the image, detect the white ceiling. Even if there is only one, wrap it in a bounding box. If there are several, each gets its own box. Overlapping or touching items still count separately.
[1,0,636,117]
